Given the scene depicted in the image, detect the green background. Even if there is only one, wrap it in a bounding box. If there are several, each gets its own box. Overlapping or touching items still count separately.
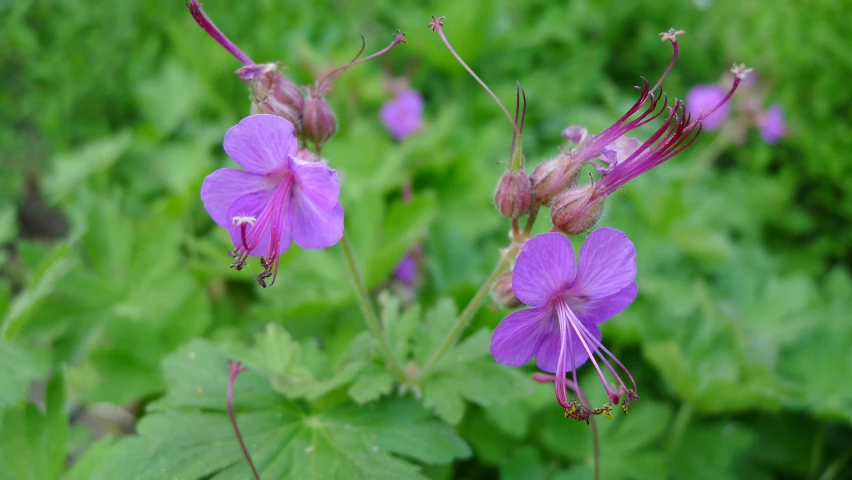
[1,0,850,478]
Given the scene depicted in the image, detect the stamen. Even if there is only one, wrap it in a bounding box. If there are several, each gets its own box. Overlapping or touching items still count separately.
[686,64,750,130]
[558,300,620,404]
[428,15,521,141]
[186,0,254,66]
[314,31,407,96]
[554,305,572,409]
[650,28,684,94]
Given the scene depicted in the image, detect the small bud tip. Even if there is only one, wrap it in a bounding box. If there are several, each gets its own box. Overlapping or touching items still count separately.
[659,28,685,43]
[394,30,407,44]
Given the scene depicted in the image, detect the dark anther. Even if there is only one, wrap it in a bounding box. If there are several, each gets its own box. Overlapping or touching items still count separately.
[227,250,241,258]
[254,271,272,288]
[230,259,247,271]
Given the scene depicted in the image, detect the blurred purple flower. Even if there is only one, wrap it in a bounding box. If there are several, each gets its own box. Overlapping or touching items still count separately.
[757,103,785,144]
[380,89,424,140]
[490,230,638,419]
[686,84,730,131]
[393,254,418,285]
[201,114,343,287]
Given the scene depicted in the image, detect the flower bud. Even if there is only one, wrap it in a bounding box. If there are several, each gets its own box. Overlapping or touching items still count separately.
[302,94,338,147]
[551,184,603,235]
[494,169,533,219]
[492,271,521,309]
[237,64,305,131]
[531,153,583,205]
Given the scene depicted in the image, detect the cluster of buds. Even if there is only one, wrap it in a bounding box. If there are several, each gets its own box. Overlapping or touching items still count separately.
[187,0,405,154]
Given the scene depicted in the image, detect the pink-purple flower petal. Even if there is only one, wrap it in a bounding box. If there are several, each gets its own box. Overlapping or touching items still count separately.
[201,168,271,227]
[571,282,638,325]
[289,200,344,250]
[758,103,785,144]
[596,136,643,168]
[512,232,576,308]
[491,306,554,367]
[570,228,636,299]
[380,89,424,140]
[290,158,341,211]
[562,126,589,144]
[223,114,298,174]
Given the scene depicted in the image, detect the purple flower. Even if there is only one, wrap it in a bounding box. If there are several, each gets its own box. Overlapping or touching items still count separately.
[686,84,730,131]
[201,114,344,287]
[757,103,785,144]
[490,230,638,418]
[393,253,418,285]
[380,89,424,140]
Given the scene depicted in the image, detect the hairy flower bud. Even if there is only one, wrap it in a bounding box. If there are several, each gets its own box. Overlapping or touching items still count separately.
[551,184,603,235]
[237,64,305,131]
[302,94,338,147]
[531,153,583,205]
[494,169,533,219]
[492,271,521,309]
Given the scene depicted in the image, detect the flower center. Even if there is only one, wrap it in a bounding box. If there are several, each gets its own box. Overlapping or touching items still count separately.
[227,173,295,287]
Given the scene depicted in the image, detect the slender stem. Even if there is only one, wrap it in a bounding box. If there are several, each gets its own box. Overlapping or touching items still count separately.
[340,233,408,382]
[227,361,260,480]
[419,242,522,379]
[575,387,600,480]
[522,206,540,238]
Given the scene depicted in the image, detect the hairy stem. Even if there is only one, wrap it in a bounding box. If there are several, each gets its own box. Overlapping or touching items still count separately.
[340,233,408,382]
[227,361,260,480]
[418,242,522,380]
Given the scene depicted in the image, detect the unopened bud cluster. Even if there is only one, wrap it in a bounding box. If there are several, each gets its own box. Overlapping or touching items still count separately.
[189,0,405,153]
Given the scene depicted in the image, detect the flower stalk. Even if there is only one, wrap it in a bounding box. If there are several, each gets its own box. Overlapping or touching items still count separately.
[226,360,260,480]
[340,233,409,382]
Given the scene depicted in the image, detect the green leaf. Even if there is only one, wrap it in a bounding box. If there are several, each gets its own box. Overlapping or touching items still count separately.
[0,342,49,409]
[64,435,115,480]
[43,131,132,203]
[348,364,394,405]
[94,338,469,480]
[1,240,76,340]
[366,192,438,286]
[0,372,68,480]
[413,298,458,366]
[670,421,754,480]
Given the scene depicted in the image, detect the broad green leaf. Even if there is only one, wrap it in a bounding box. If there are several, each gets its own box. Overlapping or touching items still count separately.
[0,342,49,409]
[0,373,68,480]
[1,240,76,340]
[95,338,469,480]
[43,132,132,203]
[64,435,115,480]
[348,364,394,405]
[670,421,754,480]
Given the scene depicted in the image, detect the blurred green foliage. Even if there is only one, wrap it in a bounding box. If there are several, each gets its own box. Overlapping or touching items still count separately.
[1,0,851,478]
